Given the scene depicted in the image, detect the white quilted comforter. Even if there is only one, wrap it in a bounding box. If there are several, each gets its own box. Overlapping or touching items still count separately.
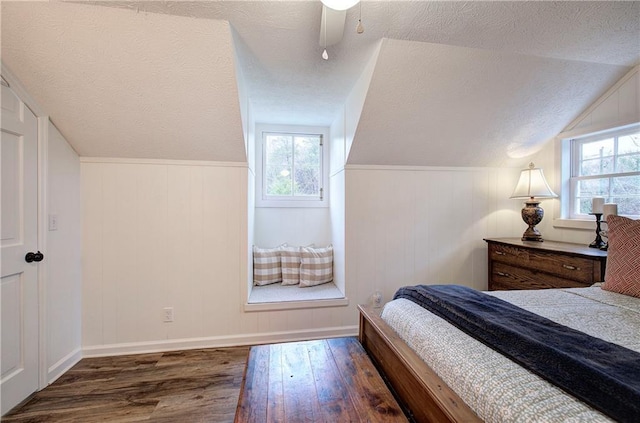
[381,286,640,422]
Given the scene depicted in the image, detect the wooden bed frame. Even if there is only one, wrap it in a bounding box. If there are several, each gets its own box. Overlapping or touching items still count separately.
[358,305,482,423]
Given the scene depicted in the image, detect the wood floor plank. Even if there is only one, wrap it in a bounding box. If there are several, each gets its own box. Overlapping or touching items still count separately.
[234,344,269,422]
[266,343,285,422]
[327,337,406,422]
[306,339,362,422]
[281,341,321,422]
[235,338,408,423]
[4,346,250,423]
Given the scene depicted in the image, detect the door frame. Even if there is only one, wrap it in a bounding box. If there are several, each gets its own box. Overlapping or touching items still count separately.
[1,62,49,391]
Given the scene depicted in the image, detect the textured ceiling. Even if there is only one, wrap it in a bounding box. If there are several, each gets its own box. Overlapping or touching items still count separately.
[350,39,631,167]
[1,1,247,161]
[1,1,639,166]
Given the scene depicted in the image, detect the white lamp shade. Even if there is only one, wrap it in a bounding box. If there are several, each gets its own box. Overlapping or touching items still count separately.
[510,163,558,199]
[321,0,360,11]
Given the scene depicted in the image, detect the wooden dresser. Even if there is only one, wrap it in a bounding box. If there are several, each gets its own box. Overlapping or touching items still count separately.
[484,238,607,291]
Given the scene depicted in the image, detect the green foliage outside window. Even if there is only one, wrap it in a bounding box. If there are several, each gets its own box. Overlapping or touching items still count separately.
[264,133,321,198]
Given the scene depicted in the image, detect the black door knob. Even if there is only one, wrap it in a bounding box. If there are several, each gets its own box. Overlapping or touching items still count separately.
[25,251,44,263]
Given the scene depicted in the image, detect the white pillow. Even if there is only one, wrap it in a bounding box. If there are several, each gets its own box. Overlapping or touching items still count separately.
[253,245,282,286]
[299,245,333,287]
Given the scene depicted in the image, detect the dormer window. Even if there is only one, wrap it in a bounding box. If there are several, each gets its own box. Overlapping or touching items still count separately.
[256,125,329,208]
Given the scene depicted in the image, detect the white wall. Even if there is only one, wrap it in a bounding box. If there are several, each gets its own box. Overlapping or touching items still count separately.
[324,44,381,296]
[345,166,523,304]
[565,66,639,133]
[81,159,355,355]
[253,208,332,248]
[246,99,256,297]
[79,47,639,358]
[344,40,381,160]
[81,159,524,354]
[335,40,525,303]
[330,110,347,294]
[531,66,640,244]
[46,122,82,381]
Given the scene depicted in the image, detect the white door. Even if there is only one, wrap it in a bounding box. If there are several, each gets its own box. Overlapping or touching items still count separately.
[1,83,39,415]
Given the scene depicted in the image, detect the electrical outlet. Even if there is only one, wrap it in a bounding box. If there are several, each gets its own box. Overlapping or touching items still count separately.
[163,307,174,322]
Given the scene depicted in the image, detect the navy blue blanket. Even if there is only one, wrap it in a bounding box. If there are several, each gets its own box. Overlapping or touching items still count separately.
[394,285,640,423]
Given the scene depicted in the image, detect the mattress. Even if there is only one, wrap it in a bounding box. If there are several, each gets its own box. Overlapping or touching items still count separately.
[381,286,640,422]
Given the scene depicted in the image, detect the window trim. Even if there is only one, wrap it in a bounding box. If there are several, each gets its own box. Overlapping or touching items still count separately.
[255,124,329,208]
[556,122,640,226]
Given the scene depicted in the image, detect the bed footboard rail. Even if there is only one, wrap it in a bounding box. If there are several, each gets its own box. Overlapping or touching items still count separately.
[358,305,481,423]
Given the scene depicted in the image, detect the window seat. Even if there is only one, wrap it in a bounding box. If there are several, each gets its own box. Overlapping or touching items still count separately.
[245,282,348,312]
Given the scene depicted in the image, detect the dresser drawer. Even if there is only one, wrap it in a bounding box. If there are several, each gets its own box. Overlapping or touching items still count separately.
[485,238,607,291]
[489,243,528,267]
[490,243,594,284]
[527,250,594,284]
[491,262,592,290]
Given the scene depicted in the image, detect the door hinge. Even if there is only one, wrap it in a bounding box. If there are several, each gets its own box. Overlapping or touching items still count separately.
[319,187,324,200]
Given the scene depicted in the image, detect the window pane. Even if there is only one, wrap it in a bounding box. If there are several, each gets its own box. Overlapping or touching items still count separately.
[580,157,614,176]
[618,133,640,155]
[576,178,609,198]
[581,138,614,160]
[571,128,640,218]
[612,175,640,196]
[577,198,593,215]
[293,136,321,196]
[616,153,640,173]
[576,178,610,214]
[265,165,292,195]
[265,135,292,167]
[265,135,292,196]
[610,195,640,216]
[615,134,640,174]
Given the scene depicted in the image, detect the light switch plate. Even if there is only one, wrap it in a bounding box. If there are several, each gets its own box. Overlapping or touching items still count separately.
[48,214,58,231]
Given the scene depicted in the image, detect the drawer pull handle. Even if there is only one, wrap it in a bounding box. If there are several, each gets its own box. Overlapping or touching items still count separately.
[495,251,505,256]
[496,271,509,277]
[563,264,578,270]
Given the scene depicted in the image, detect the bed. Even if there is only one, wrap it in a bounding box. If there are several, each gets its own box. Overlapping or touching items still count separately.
[358,215,640,423]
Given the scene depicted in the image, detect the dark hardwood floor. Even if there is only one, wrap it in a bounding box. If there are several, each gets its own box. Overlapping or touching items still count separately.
[2,346,249,423]
[235,337,407,422]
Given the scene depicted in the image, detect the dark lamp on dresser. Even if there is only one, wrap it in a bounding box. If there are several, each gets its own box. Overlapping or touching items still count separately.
[510,162,558,242]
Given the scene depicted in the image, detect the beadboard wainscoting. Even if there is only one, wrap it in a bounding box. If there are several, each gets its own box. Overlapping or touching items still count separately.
[344,165,524,306]
[81,158,357,355]
[81,157,525,355]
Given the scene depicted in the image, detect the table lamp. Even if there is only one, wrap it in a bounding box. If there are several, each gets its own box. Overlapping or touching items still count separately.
[510,162,558,242]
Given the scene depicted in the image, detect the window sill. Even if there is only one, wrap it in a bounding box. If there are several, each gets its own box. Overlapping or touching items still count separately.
[245,282,348,312]
[255,199,329,208]
[553,218,597,231]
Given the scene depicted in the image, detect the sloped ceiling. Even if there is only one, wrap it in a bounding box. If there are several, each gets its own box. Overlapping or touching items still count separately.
[1,1,247,161]
[350,39,630,167]
[347,1,639,166]
[1,1,639,166]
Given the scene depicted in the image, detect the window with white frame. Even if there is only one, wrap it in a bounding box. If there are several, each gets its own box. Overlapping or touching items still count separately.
[255,125,329,207]
[569,125,640,218]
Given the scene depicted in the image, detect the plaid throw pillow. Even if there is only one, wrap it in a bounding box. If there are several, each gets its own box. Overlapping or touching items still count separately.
[280,245,302,285]
[300,245,333,287]
[602,215,640,298]
[253,246,282,286]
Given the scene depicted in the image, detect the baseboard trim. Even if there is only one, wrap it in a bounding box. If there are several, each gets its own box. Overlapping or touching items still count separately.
[47,347,83,384]
[82,326,359,358]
